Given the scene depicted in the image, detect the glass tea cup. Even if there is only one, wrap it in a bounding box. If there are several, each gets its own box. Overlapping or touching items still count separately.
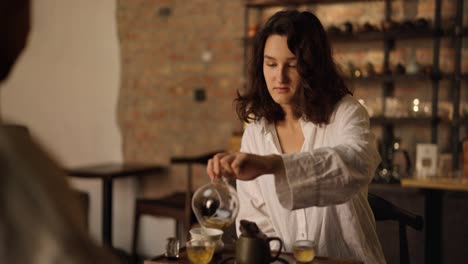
[292,240,316,263]
[186,239,215,264]
[189,227,224,253]
[164,237,180,259]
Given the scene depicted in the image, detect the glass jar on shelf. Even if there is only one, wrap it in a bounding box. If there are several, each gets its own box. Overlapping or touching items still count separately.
[409,98,431,117]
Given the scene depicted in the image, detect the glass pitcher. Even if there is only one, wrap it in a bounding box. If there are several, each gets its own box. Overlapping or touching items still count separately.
[191,177,239,230]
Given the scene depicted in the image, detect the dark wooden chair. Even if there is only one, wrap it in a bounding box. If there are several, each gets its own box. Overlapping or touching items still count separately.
[131,150,223,257]
[368,192,424,264]
[74,190,90,229]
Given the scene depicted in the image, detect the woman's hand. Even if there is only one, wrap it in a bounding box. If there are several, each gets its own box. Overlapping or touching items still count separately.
[206,152,285,181]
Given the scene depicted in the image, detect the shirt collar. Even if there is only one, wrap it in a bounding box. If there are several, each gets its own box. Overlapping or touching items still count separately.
[259,117,315,138]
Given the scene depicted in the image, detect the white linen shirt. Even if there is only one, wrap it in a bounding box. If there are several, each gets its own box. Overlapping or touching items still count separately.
[235,95,386,264]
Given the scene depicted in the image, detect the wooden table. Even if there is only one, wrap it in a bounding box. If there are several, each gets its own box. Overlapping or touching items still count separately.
[401,176,468,264]
[67,163,166,247]
[145,245,363,264]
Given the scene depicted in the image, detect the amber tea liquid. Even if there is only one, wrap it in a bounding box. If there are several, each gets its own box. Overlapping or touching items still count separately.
[293,245,315,263]
[187,245,215,264]
[204,216,233,229]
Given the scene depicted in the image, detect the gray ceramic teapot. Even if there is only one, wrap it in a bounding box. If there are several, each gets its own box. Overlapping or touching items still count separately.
[235,220,283,264]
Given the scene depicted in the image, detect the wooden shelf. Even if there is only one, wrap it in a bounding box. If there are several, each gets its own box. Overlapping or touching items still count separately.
[371,116,431,125]
[384,29,443,40]
[328,31,383,42]
[328,28,452,42]
[345,72,450,82]
[246,0,383,8]
[247,30,451,44]
[369,116,460,126]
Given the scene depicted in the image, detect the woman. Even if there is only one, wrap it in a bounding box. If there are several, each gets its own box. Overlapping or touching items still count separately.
[207,10,385,263]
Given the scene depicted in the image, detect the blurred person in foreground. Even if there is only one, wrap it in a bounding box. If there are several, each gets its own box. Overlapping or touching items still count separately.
[0,0,117,263]
[207,10,385,263]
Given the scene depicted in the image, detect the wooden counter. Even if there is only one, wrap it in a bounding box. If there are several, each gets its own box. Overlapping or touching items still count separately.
[401,176,468,192]
[400,175,468,264]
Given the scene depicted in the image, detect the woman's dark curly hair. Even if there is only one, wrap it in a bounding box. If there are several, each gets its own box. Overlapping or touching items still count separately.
[236,10,351,125]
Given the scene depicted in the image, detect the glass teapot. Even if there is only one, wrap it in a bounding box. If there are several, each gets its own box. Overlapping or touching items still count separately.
[191,177,239,230]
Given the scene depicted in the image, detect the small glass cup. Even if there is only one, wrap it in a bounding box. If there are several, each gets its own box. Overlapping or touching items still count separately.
[164,237,180,259]
[186,239,215,264]
[292,240,316,263]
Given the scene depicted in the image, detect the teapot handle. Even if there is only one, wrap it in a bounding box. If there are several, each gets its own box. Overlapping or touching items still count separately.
[268,237,283,262]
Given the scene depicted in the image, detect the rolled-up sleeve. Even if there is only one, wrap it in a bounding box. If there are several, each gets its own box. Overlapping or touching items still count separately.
[275,102,381,210]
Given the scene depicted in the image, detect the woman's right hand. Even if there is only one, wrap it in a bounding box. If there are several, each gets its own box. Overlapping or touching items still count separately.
[206,152,285,182]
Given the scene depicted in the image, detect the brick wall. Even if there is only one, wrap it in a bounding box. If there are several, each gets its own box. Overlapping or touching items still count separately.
[117,0,245,196]
[116,0,467,197]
